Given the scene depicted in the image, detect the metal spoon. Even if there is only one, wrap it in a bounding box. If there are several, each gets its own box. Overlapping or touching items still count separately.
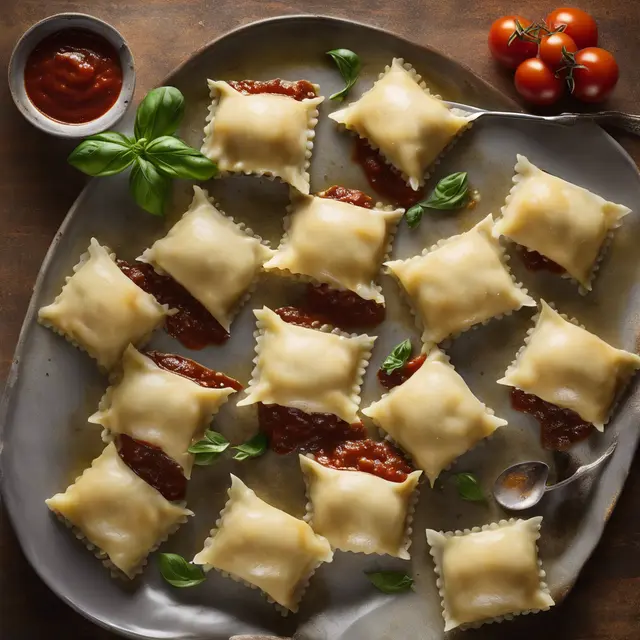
[493,440,618,511]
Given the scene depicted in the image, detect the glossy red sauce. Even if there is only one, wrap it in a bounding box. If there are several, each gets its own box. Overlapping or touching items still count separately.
[518,246,565,274]
[353,138,425,208]
[117,260,229,349]
[378,354,427,390]
[145,350,242,391]
[510,388,594,450]
[304,285,386,330]
[228,79,317,101]
[275,306,327,329]
[24,29,122,124]
[318,185,374,209]
[117,434,187,501]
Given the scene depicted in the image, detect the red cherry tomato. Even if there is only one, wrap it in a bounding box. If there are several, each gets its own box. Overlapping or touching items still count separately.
[546,8,598,49]
[515,58,564,105]
[488,15,539,69]
[539,32,577,69]
[571,47,619,102]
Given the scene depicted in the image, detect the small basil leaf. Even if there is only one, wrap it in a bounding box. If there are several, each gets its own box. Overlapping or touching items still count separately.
[158,553,206,588]
[188,430,230,455]
[423,172,469,210]
[192,451,223,466]
[327,48,361,101]
[367,571,413,593]
[381,339,412,374]
[405,204,424,229]
[144,136,218,181]
[232,433,268,461]
[454,472,485,502]
[129,157,170,216]
[67,132,136,177]
[134,86,185,141]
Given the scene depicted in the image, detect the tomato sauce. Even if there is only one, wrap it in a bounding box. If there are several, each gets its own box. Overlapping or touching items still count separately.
[275,306,328,329]
[510,388,594,450]
[117,260,229,349]
[145,350,242,391]
[353,138,425,208]
[318,185,374,209]
[378,354,427,390]
[24,29,122,124]
[304,285,386,329]
[228,79,317,101]
[117,434,187,501]
[517,246,565,274]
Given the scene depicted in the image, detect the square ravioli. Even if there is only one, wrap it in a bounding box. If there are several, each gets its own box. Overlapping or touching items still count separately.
[494,155,631,290]
[46,442,191,579]
[363,348,506,485]
[140,186,274,331]
[499,301,640,428]
[38,238,168,370]
[300,456,421,557]
[426,517,554,630]
[386,215,535,345]
[193,474,332,613]
[237,306,375,423]
[89,345,238,477]
[201,80,324,193]
[264,191,403,303]
[329,58,469,190]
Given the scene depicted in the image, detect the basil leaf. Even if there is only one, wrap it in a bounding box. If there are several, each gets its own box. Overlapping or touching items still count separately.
[134,86,185,141]
[423,172,469,210]
[144,136,218,181]
[232,432,268,461]
[327,48,361,101]
[129,157,170,216]
[405,204,424,230]
[158,553,206,588]
[367,571,413,593]
[454,472,485,502]
[67,132,136,177]
[381,339,412,374]
[188,430,230,455]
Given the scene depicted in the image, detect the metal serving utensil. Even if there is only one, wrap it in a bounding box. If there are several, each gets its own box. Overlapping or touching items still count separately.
[493,439,618,511]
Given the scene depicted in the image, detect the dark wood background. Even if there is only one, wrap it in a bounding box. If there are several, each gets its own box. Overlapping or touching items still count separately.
[1,1,639,638]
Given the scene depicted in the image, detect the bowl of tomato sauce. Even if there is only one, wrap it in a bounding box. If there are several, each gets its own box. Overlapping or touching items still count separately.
[8,13,135,137]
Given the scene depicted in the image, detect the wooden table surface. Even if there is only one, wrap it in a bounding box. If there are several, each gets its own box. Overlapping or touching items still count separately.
[1,1,639,638]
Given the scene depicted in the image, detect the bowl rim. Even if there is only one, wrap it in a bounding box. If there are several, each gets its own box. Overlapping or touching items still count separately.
[7,12,136,138]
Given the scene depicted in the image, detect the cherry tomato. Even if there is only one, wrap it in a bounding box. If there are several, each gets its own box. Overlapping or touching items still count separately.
[539,32,577,69]
[571,47,619,102]
[488,15,539,69]
[515,58,564,105]
[546,8,598,49]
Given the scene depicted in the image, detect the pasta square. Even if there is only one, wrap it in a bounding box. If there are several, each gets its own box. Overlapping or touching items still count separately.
[237,306,375,423]
[38,238,168,370]
[46,442,192,579]
[201,80,323,193]
[193,474,333,613]
[494,155,631,290]
[499,301,640,428]
[386,215,535,345]
[89,345,237,478]
[426,517,554,630]
[140,186,273,331]
[363,348,506,485]
[329,58,469,189]
[300,456,421,557]
[264,192,403,303]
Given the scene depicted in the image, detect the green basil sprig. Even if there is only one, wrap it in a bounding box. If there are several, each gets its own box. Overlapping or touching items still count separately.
[327,48,361,101]
[381,339,412,374]
[158,553,206,588]
[188,429,230,466]
[406,172,469,229]
[367,571,414,594]
[67,86,217,216]
[453,472,485,502]
[232,433,268,461]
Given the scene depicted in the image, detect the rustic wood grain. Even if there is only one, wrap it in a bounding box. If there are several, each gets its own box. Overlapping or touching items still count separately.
[1,1,639,638]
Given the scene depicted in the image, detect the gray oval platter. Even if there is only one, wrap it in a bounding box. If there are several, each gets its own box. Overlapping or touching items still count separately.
[1,15,639,640]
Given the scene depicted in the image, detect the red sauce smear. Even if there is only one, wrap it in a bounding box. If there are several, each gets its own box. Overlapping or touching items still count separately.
[510,388,594,451]
[24,29,122,124]
[275,306,328,329]
[318,184,374,209]
[353,138,425,208]
[117,260,229,350]
[117,434,187,501]
[518,246,565,274]
[378,354,427,390]
[228,79,317,101]
[145,350,242,391]
[304,285,386,330]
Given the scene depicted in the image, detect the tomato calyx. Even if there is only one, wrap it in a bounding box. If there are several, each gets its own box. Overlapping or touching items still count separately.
[555,48,589,94]
[507,19,541,47]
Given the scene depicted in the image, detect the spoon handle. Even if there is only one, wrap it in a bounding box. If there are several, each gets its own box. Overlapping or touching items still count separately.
[546,440,618,493]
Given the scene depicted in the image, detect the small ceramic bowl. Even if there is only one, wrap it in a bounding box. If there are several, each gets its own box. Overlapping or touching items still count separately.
[8,13,136,138]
